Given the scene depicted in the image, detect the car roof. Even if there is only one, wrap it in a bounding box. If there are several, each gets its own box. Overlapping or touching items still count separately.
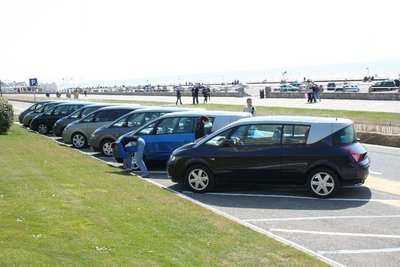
[158,110,250,118]
[120,106,202,115]
[235,115,353,125]
[94,104,141,111]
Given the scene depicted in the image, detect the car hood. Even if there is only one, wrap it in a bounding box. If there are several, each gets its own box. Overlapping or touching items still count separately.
[171,142,196,156]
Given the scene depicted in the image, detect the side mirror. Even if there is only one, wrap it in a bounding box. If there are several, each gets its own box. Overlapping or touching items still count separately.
[221,139,234,147]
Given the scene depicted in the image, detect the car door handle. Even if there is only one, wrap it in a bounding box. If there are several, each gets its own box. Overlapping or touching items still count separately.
[209,158,215,161]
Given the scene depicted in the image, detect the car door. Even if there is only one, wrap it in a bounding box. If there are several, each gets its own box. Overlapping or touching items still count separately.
[210,124,283,183]
[280,124,312,183]
[47,105,70,128]
[138,116,196,160]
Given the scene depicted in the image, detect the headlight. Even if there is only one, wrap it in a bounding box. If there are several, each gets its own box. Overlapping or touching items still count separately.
[169,156,176,162]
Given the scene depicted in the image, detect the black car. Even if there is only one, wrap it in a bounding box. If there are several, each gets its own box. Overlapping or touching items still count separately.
[53,104,112,137]
[369,80,399,92]
[167,116,370,198]
[22,101,67,127]
[18,100,54,123]
[29,102,91,134]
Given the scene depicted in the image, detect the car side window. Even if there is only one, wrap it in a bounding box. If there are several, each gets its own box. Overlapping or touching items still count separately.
[230,124,283,146]
[126,113,145,127]
[81,113,95,123]
[175,117,195,133]
[204,129,233,146]
[282,125,310,145]
[53,105,70,115]
[155,117,179,135]
[94,110,121,122]
[113,116,128,128]
[138,122,157,135]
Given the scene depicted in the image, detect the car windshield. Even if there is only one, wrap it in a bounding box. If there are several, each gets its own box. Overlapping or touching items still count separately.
[333,124,357,145]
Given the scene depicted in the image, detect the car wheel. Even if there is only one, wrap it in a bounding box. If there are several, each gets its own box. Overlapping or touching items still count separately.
[71,133,87,148]
[185,164,215,193]
[307,168,339,198]
[101,139,114,156]
[37,124,48,134]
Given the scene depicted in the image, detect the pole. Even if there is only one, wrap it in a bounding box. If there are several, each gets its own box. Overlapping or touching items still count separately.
[34,85,36,102]
[0,79,2,97]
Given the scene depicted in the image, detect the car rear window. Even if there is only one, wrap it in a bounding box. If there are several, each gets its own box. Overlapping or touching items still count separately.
[333,124,357,145]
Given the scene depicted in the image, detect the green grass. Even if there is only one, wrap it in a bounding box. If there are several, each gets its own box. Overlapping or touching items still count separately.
[0,126,327,266]
[89,99,400,124]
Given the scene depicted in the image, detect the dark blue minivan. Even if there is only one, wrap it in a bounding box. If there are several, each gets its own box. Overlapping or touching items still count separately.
[167,116,370,198]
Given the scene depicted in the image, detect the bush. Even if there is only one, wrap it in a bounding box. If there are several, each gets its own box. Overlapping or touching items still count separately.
[0,97,14,134]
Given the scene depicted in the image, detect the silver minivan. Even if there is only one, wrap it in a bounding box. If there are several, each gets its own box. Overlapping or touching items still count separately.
[89,107,200,156]
[62,105,141,148]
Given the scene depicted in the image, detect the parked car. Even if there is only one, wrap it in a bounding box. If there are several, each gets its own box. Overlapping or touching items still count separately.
[22,101,67,127]
[167,116,370,198]
[62,105,141,148]
[29,102,91,134]
[53,104,112,137]
[113,110,252,163]
[18,100,54,123]
[326,82,336,91]
[289,81,305,91]
[273,84,300,92]
[369,80,399,92]
[342,84,360,92]
[89,107,199,156]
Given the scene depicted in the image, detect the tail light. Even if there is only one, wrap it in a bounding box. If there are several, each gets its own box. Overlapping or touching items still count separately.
[342,147,367,163]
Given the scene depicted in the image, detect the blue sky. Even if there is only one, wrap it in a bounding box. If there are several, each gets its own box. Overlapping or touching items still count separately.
[1,0,399,84]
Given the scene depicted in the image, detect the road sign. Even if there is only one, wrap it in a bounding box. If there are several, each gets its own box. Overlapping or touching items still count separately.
[29,78,38,87]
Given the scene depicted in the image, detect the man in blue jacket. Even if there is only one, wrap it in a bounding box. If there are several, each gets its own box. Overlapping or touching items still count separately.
[111,135,149,177]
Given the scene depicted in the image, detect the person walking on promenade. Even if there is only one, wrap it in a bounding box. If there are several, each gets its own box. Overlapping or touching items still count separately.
[112,135,149,177]
[176,87,182,105]
[243,98,256,116]
[202,87,208,103]
[195,115,209,140]
[207,87,211,102]
[192,84,199,104]
[305,80,313,103]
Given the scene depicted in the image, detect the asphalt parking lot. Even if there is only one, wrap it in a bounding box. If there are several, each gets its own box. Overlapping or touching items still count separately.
[25,127,400,267]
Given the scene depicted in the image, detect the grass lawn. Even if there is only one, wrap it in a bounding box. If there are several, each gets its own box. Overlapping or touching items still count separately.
[0,126,327,266]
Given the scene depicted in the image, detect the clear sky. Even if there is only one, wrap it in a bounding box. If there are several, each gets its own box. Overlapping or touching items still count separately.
[1,0,399,84]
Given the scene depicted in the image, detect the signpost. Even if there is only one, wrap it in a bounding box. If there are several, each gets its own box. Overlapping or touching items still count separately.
[29,78,38,101]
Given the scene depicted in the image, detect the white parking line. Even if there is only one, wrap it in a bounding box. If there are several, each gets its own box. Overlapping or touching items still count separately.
[370,170,383,175]
[270,229,400,239]
[244,214,400,222]
[318,247,400,255]
[204,192,397,203]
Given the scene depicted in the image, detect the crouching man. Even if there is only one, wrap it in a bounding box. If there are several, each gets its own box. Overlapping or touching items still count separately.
[111,135,149,178]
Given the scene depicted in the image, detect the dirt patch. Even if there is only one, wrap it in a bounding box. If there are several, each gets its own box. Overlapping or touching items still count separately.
[357,131,400,148]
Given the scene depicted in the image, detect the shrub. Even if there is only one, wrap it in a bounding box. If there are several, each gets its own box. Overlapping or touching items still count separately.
[0,97,14,134]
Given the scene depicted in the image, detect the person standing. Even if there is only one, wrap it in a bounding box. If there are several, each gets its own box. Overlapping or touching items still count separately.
[176,87,182,105]
[305,80,313,103]
[202,87,208,103]
[192,84,199,104]
[207,87,211,102]
[243,98,256,116]
[112,135,149,177]
[195,116,209,139]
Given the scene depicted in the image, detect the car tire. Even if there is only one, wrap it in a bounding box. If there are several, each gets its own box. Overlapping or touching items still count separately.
[101,139,114,157]
[37,124,48,134]
[185,164,215,193]
[307,168,339,198]
[71,133,87,149]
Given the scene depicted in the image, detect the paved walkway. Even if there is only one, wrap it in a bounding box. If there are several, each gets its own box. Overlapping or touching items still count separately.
[5,93,400,113]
